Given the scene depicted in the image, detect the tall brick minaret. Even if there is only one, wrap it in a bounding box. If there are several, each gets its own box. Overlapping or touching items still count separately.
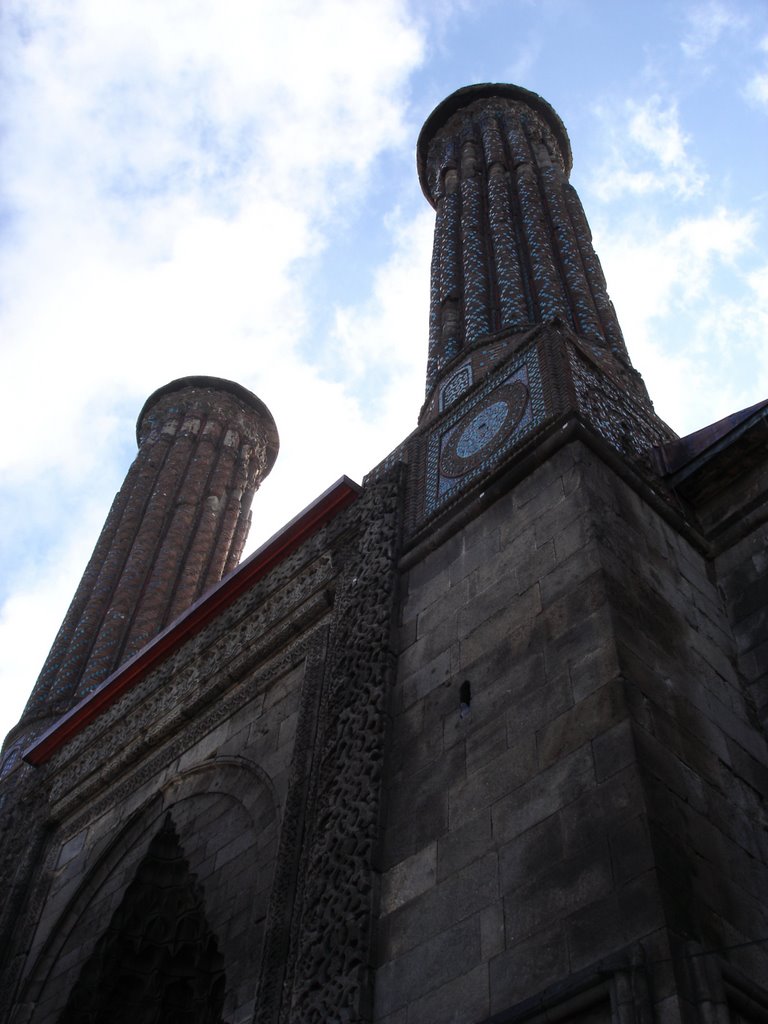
[405,84,675,540]
[418,84,635,410]
[370,84,768,1019]
[4,376,278,763]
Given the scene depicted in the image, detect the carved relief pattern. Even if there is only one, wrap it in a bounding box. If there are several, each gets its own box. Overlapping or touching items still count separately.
[277,471,402,1024]
[0,772,50,1022]
[17,472,401,1024]
[252,641,329,1024]
[55,632,313,830]
[46,538,337,814]
[1,524,346,1019]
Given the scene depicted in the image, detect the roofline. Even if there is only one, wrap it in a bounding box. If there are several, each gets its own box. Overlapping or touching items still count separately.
[24,476,361,767]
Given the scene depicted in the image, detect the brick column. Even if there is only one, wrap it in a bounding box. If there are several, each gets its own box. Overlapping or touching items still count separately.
[8,377,278,754]
[417,84,629,400]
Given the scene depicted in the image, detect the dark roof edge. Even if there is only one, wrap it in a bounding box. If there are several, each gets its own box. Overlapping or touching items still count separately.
[24,476,361,767]
[651,398,768,483]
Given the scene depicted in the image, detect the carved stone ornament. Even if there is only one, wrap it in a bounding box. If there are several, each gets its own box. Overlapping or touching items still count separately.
[255,468,403,1024]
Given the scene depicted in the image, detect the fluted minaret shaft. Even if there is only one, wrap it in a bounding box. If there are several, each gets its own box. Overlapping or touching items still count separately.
[10,377,278,752]
[418,84,629,396]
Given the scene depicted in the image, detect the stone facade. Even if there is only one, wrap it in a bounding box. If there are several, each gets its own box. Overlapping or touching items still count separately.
[1,84,767,1024]
[378,436,768,1020]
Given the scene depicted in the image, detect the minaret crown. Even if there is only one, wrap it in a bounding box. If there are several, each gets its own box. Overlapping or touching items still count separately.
[417,83,629,417]
[417,83,573,203]
[137,376,278,469]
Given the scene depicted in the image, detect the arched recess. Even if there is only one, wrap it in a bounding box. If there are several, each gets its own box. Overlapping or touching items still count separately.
[58,812,226,1024]
[15,757,279,1024]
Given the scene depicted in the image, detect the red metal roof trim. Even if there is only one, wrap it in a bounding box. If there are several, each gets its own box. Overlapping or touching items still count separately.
[24,476,361,767]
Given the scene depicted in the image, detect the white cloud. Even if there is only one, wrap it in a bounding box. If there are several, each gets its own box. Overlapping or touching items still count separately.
[594,207,761,433]
[0,0,426,478]
[590,97,706,201]
[503,37,542,85]
[331,206,432,398]
[0,0,427,744]
[681,0,746,58]
[745,35,768,107]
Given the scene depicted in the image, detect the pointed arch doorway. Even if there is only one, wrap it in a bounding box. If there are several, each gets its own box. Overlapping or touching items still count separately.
[58,813,226,1024]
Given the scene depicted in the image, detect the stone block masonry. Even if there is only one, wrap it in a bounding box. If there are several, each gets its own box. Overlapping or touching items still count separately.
[376,438,768,1020]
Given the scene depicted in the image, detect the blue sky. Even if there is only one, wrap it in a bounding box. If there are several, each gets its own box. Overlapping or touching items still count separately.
[1,0,767,745]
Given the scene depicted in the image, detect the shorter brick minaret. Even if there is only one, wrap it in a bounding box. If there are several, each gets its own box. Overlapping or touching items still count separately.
[5,376,278,760]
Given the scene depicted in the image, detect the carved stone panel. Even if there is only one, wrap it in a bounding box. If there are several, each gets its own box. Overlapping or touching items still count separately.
[256,470,403,1024]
